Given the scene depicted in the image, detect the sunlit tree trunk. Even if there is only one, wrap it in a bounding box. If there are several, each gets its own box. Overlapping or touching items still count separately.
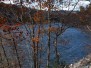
[54,34,60,68]
[26,1,37,67]
[36,0,42,68]
[54,35,59,64]
[31,18,37,68]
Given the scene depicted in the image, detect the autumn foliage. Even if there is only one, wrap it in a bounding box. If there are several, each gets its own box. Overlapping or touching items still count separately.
[33,10,46,23]
[0,16,7,24]
[1,2,91,68]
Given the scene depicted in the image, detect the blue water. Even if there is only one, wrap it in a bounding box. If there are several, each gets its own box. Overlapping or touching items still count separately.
[58,28,91,64]
[31,24,91,64]
[1,24,91,68]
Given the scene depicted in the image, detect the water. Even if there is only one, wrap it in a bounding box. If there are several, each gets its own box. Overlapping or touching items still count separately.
[59,28,91,64]
[0,23,91,68]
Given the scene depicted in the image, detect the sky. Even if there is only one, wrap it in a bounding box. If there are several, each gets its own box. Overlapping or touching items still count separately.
[0,0,90,11]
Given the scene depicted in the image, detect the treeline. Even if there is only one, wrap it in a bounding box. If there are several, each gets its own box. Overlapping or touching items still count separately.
[0,2,91,27]
[0,2,32,24]
[0,2,91,68]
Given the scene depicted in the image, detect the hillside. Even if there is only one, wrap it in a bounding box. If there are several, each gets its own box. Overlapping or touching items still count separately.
[1,2,91,68]
[0,3,36,25]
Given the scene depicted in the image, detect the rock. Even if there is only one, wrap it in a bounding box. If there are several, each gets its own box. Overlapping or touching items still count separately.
[69,54,91,68]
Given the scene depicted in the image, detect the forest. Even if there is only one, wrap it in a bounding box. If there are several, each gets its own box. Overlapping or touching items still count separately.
[0,0,91,68]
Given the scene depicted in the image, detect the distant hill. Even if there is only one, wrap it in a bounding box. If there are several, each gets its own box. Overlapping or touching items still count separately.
[0,3,37,25]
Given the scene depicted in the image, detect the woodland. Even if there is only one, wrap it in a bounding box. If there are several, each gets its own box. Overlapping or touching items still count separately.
[0,0,91,68]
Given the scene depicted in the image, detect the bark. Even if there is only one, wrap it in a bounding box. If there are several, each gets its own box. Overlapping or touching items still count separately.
[47,0,51,67]
[20,0,23,22]
[32,19,37,68]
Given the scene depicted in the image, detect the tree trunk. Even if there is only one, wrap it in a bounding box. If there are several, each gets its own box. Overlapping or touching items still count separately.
[47,0,51,67]
[0,37,10,68]
[54,36,59,66]
[11,33,21,68]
